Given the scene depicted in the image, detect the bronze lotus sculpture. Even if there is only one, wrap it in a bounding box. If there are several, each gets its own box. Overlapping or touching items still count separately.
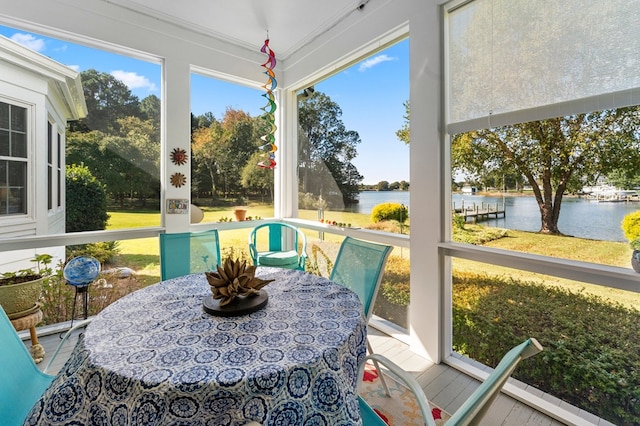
[205,258,273,307]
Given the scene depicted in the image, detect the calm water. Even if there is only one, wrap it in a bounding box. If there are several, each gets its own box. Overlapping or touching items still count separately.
[349,191,639,242]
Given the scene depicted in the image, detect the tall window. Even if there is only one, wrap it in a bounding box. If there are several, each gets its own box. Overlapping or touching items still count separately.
[47,121,52,210]
[444,1,640,424]
[0,101,27,216]
[57,131,62,208]
[190,72,272,223]
[0,24,163,229]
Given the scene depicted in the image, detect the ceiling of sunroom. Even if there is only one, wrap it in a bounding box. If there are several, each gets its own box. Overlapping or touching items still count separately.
[105,0,369,59]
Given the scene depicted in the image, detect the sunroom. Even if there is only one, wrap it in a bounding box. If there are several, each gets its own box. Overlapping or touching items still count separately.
[1,0,638,425]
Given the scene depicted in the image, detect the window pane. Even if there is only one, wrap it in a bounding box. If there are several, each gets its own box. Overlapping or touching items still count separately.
[0,102,8,129]
[447,0,640,133]
[0,161,5,185]
[11,132,26,158]
[6,161,26,214]
[8,160,25,186]
[297,40,410,233]
[450,107,640,271]
[451,257,639,425]
[190,73,273,222]
[0,130,8,156]
[11,104,26,132]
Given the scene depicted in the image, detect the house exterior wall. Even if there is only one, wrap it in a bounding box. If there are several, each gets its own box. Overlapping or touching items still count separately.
[0,44,76,272]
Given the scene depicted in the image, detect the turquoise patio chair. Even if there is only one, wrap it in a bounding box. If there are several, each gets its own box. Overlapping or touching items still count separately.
[330,236,393,396]
[357,338,544,426]
[159,229,221,280]
[248,223,307,270]
[0,306,90,425]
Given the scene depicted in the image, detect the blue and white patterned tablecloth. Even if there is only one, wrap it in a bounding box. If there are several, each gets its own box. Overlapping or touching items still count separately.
[25,267,367,425]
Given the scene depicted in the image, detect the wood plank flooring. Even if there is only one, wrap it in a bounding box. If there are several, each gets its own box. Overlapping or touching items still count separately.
[23,323,614,426]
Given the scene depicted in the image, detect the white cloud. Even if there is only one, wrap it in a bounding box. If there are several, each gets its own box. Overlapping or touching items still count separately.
[67,65,80,72]
[10,33,46,52]
[358,54,396,72]
[111,70,158,92]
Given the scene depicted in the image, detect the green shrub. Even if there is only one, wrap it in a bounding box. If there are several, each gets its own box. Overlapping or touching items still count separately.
[66,164,109,232]
[66,241,120,263]
[621,210,640,245]
[453,271,640,425]
[380,256,410,306]
[371,203,408,223]
[452,213,466,230]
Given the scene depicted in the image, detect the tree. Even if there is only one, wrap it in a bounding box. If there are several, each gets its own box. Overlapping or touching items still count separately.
[241,151,274,200]
[452,107,640,234]
[74,69,141,133]
[192,119,223,197]
[191,108,258,199]
[377,181,390,191]
[298,91,363,206]
[67,115,161,208]
[396,100,410,145]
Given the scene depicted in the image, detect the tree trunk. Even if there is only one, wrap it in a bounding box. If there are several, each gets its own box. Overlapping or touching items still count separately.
[538,203,561,234]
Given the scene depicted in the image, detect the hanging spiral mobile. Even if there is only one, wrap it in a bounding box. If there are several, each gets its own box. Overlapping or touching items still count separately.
[257,38,277,169]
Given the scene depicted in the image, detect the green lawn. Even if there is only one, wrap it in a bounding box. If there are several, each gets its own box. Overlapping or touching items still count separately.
[453,225,639,310]
[105,209,638,308]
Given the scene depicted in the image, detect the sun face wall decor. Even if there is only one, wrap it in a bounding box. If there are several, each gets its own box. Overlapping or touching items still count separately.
[170,172,187,188]
[257,38,277,169]
[170,148,188,166]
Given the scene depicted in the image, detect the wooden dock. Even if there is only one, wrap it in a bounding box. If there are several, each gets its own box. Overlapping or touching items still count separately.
[453,200,506,223]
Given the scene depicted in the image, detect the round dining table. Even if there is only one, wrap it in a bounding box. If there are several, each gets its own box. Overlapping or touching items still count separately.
[25,267,367,425]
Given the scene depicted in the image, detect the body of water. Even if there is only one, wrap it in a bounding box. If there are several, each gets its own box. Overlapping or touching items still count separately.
[349,191,638,242]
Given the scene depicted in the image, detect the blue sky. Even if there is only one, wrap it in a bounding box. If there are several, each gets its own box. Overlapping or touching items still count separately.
[0,26,409,185]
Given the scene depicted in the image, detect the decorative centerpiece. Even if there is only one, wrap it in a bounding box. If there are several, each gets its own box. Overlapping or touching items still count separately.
[203,258,274,316]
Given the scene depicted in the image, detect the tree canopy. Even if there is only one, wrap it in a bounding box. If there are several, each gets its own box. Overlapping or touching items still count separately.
[298,91,363,207]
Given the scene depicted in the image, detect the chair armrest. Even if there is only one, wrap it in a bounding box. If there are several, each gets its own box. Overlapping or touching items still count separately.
[359,353,437,426]
[43,319,92,374]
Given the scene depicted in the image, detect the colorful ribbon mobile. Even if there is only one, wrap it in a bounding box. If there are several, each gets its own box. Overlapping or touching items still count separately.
[258,38,277,169]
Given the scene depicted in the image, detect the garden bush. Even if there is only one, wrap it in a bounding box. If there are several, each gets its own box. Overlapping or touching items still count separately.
[621,210,640,243]
[371,202,408,223]
[66,164,109,232]
[453,271,640,425]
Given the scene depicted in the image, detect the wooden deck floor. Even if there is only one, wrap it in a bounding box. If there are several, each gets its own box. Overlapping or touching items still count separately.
[24,323,613,426]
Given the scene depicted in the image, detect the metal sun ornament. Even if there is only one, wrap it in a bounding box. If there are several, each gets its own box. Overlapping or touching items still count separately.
[170,172,187,188]
[170,147,188,166]
[257,38,277,169]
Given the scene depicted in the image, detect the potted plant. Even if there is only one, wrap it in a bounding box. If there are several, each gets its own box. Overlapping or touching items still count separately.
[621,210,640,273]
[233,196,247,222]
[0,254,53,317]
[233,207,247,222]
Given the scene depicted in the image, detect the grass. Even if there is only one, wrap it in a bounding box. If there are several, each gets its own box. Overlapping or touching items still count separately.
[104,208,638,309]
[452,224,639,310]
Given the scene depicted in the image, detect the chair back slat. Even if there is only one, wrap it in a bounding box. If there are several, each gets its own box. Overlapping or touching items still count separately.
[330,237,393,319]
[160,229,221,280]
[0,306,54,425]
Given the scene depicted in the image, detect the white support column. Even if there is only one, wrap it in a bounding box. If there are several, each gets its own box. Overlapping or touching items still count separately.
[162,58,192,232]
[407,0,443,363]
[275,89,299,219]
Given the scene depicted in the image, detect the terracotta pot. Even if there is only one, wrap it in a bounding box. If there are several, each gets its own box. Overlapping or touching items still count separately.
[0,276,43,316]
[234,209,247,222]
[632,250,640,273]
